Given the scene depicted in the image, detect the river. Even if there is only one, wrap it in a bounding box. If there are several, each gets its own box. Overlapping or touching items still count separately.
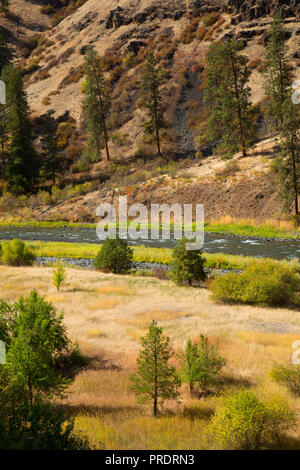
[0,226,299,261]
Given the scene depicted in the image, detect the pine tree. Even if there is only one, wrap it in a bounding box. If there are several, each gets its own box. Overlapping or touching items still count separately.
[264,16,300,216]
[130,321,181,416]
[1,66,38,193]
[0,103,8,175]
[83,46,111,161]
[140,52,164,155]
[263,14,290,131]
[3,290,70,408]
[0,31,11,176]
[274,93,300,216]
[203,39,256,159]
[178,335,226,396]
[177,338,200,396]
[40,110,60,184]
[0,29,12,74]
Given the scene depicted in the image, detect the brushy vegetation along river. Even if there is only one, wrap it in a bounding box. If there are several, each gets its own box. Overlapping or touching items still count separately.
[0,225,299,260]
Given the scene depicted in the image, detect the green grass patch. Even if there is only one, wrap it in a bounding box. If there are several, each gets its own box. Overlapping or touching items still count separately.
[204,222,300,240]
[8,241,299,273]
[0,220,299,240]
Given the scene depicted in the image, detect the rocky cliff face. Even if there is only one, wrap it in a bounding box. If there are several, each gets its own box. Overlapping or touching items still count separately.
[227,0,300,20]
[0,1,298,222]
[0,0,299,161]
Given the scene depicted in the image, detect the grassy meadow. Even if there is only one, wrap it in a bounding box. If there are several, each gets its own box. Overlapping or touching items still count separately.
[1,264,300,449]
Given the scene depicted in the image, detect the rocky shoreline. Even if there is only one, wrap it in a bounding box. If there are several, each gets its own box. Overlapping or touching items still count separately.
[34,256,241,275]
[35,257,169,272]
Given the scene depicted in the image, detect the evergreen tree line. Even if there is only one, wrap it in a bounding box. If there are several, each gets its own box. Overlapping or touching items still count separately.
[0,32,61,194]
[0,14,298,215]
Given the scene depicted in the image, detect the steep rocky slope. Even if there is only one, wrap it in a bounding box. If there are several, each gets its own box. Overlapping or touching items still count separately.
[2,0,299,155]
[0,1,299,222]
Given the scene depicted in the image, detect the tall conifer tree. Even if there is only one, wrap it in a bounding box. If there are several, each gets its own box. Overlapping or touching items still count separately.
[140,52,164,155]
[1,66,38,193]
[263,14,290,131]
[40,110,60,184]
[203,40,256,159]
[83,46,111,161]
[130,321,180,416]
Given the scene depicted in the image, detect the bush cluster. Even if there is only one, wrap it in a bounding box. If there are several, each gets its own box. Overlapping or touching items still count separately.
[206,389,295,449]
[1,239,34,266]
[210,260,300,306]
[270,364,300,395]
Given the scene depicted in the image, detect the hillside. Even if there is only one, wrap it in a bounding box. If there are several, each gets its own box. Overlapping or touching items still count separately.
[0,0,299,222]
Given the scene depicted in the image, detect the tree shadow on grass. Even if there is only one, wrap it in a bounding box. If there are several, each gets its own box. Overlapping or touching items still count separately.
[56,348,121,380]
[56,403,139,419]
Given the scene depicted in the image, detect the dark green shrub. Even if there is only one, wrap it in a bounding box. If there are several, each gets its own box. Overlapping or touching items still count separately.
[170,238,207,286]
[206,389,295,449]
[0,401,90,450]
[94,237,133,274]
[1,239,34,266]
[270,364,300,395]
[210,260,300,306]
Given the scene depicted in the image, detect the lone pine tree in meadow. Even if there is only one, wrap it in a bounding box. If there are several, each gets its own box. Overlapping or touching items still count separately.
[203,39,256,159]
[1,66,38,193]
[140,52,164,155]
[130,321,181,416]
[178,335,226,396]
[177,338,199,396]
[83,46,111,161]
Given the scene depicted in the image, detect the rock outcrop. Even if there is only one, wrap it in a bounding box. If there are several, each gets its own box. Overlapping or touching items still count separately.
[227,0,300,21]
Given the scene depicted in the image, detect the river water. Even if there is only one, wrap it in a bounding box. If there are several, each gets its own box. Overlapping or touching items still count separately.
[0,226,299,261]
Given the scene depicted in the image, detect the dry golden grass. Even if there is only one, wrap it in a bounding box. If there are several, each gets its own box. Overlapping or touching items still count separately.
[96,285,135,296]
[88,299,120,310]
[85,328,105,339]
[207,215,299,233]
[1,265,300,449]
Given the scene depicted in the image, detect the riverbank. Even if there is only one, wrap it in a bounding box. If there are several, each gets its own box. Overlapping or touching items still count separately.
[22,241,300,272]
